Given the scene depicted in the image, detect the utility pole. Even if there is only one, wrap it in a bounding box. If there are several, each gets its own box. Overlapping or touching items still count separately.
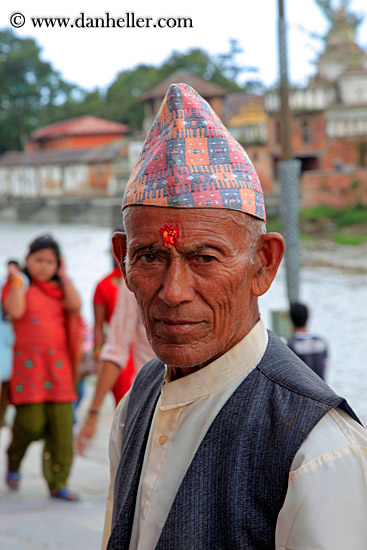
[277,0,301,305]
[278,0,292,161]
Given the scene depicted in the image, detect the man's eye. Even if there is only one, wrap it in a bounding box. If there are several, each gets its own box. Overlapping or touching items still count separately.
[140,253,157,263]
[196,255,215,263]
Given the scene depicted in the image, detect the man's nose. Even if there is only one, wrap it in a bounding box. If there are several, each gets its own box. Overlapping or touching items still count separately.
[158,259,195,306]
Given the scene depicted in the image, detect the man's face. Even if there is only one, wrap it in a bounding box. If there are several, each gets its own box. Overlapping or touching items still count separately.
[122,206,264,369]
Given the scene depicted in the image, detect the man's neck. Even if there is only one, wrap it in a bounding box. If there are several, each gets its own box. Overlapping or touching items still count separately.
[294,326,307,333]
[168,365,204,381]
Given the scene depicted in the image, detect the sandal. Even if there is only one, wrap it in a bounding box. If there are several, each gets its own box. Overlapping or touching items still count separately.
[6,470,21,490]
[50,488,80,502]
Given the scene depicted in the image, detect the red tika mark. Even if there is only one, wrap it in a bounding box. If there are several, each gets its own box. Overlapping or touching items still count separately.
[159,224,178,248]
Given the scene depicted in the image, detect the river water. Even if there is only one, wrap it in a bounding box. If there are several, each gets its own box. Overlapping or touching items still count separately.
[1,221,366,422]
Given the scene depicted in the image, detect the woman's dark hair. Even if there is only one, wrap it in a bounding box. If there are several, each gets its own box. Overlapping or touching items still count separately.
[23,234,61,281]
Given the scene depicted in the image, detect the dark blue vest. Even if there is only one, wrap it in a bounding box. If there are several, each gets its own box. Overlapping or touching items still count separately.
[108,331,358,550]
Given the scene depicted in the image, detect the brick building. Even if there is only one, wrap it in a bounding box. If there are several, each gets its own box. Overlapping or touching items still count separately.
[265,5,367,208]
[0,116,132,197]
[26,115,129,152]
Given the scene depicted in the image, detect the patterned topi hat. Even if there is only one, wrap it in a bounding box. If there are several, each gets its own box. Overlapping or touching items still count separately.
[122,83,266,221]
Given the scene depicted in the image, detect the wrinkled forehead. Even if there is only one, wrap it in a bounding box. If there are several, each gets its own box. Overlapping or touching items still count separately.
[123,205,248,229]
[122,205,253,251]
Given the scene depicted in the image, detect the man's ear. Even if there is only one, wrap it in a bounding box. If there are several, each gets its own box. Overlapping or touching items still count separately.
[112,232,128,281]
[251,232,285,297]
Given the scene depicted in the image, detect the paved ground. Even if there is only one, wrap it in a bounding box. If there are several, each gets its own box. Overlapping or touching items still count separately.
[0,379,114,549]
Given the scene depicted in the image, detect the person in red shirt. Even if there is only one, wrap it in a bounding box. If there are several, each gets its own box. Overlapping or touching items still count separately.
[92,239,135,405]
[93,265,122,327]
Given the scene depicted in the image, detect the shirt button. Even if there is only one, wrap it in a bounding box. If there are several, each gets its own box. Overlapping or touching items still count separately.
[158,435,167,445]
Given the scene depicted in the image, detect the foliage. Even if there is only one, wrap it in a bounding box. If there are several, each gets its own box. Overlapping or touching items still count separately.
[270,207,367,245]
[106,65,162,130]
[216,38,259,88]
[300,205,367,227]
[334,234,367,245]
[314,0,362,29]
[0,31,265,150]
[0,29,80,152]
[314,0,334,22]
[265,215,282,233]
[299,234,316,242]
[299,205,343,219]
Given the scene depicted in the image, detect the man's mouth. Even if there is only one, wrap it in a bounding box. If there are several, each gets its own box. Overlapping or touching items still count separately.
[156,318,202,335]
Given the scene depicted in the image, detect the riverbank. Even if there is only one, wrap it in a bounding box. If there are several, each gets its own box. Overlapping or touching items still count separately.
[0,194,282,226]
[0,196,124,227]
[301,239,367,272]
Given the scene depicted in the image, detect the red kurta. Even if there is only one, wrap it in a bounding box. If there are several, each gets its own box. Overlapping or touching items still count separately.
[5,280,77,405]
[93,267,135,405]
[93,266,122,323]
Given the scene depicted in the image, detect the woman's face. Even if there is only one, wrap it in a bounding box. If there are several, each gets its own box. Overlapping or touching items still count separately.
[26,249,59,282]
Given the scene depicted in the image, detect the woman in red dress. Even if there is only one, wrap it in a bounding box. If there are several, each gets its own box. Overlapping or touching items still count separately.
[2,235,82,501]
[92,252,135,405]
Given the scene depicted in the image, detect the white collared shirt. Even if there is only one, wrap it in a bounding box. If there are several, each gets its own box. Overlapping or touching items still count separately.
[103,318,367,550]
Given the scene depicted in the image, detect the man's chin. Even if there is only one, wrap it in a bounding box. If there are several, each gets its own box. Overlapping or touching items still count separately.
[151,340,214,369]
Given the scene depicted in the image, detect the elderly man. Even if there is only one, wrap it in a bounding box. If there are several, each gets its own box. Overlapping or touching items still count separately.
[103,84,367,550]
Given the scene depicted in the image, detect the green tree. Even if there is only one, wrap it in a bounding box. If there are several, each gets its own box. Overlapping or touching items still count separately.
[39,88,107,127]
[158,45,244,91]
[0,29,78,152]
[314,0,362,27]
[0,32,265,152]
[159,48,217,81]
[216,38,259,89]
[105,64,161,131]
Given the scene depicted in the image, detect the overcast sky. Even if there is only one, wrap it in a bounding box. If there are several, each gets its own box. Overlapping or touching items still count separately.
[1,0,366,91]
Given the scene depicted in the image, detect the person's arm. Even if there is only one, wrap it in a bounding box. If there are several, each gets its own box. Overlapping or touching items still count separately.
[2,265,26,319]
[76,360,121,455]
[99,282,139,369]
[93,302,106,361]
[276,408,367,549]
[59,257,81,312]
[77,282,142,453]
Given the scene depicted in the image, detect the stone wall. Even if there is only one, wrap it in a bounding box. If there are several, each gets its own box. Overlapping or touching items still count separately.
[301,169,367,208]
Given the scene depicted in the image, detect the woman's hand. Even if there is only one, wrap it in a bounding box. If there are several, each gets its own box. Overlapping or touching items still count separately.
[8,263,22,282]
[58,256,68,280]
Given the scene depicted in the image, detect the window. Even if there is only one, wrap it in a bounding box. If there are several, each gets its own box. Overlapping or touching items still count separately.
[275,120,281,145]
[301,119,312,144]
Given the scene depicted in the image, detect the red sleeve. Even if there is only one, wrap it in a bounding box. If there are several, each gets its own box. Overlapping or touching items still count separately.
[93,272,121,322]
[1,280,11,303]
[93,281,106,307]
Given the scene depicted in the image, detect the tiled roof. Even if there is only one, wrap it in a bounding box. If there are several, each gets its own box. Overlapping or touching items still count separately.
[0,140,125,167]
[140,70,228,101]
[32,115,129,140]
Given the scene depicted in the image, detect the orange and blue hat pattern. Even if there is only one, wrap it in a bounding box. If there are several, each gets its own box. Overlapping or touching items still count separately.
[122,83,266,221]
